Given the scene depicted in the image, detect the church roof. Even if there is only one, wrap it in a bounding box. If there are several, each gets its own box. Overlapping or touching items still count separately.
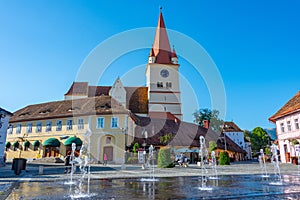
[9,96,128,123]
[269,91,300,123]
[151,11,173,64]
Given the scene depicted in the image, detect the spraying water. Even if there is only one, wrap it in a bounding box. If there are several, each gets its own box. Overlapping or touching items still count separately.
[259,149,269,178]
[199,136,212,190]
[141,145,158,182]
[270,144,282,185]
[209,151,218,180]
[69,128,96,198]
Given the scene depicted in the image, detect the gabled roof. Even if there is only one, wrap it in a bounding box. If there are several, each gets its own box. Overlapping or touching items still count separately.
[130,114,245,153]
[151,11,173,64]
[64,82,88,96]
[269,91,300,123]
[9,96,128,123]
[0,107,13,116]
[222,122,243,132]
[65,82,148,114]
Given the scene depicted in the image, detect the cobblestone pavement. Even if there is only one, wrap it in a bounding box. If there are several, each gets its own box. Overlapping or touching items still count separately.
[0,160,299,198]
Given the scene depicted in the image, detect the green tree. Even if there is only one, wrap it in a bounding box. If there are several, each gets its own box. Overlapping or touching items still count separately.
[209,141,218,152]
[157,147,174,168]
[159,133,173,145]
[193,108,224,132]
[250,127,271,154]
[219,151,230,165]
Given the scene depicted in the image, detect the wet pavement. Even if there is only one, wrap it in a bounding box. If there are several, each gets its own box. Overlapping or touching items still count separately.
[0,160,300,199]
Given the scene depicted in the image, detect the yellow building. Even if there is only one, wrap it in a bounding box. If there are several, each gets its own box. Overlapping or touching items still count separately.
[5,96,138,164]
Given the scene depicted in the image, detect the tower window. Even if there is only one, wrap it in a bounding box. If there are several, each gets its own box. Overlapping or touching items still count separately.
[166,82,172,88]
[157,82,163,88]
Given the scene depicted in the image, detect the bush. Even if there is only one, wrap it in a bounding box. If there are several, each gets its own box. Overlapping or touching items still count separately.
[219,151,230,165]
[157,147,174,168]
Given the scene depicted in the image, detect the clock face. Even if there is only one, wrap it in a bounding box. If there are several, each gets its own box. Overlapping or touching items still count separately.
[160,69,169,78]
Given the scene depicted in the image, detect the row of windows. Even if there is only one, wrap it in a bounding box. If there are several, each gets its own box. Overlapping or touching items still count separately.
[280,119,299,133]
[7,117,119,134]
[157,82,172,88]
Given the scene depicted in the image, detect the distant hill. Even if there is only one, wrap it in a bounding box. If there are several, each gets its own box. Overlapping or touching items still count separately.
[264,128,277,140]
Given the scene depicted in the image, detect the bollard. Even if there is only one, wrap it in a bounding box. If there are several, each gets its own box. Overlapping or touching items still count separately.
[39,165,44,175]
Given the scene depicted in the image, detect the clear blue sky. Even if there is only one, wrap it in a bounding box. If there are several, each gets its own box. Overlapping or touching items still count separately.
[1,1,300,131]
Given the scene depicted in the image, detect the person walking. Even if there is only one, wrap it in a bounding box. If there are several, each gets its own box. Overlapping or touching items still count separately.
[103,153,108,166]
[64,152,71,173]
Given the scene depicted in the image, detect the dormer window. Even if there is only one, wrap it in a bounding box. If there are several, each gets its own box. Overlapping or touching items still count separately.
[39,109,52,114]
[19,112,30,117]
[68,107,80,112]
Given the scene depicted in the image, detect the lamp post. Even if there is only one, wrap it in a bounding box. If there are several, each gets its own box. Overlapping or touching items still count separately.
[121,127,127,170]
[219,132,227,151]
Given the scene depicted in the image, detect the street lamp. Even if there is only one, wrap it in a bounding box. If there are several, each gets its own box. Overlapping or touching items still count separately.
[219,132,227,151]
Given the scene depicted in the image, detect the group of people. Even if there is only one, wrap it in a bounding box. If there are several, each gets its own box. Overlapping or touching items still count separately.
[178,153,189,167]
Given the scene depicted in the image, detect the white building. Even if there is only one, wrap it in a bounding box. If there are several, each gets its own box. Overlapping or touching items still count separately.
[0,107,13,166]
[222,121,252,160]
[269,91,300,163]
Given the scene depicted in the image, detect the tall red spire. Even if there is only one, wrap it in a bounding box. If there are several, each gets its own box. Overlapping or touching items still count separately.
[151,10,172,64]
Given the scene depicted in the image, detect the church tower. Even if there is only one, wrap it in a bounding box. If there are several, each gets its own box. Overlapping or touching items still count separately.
[146,10,182,120]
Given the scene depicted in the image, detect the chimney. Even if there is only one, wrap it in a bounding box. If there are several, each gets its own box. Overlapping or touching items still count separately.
[203,120,210,129]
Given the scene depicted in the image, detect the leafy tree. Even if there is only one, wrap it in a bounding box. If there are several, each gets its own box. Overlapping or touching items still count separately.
[193,108,224,132]
[157,147,174,168]
[219,151,230,165]
[159,133,173,145]
[250,127,271,154]
[209,141,218,152]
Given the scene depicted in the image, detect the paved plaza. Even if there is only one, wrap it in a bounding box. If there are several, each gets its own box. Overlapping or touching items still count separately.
[0,160,300,199]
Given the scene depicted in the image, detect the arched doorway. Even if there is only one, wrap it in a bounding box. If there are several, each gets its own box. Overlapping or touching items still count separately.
[103,146,113,162]
[42,138,60,157]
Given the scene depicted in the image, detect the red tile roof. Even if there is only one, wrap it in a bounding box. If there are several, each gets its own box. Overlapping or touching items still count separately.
[64,82,88,96]
[130,114,245,153]
[152,11,173,64]
[269,91,300,123]
[10,96,128,123]
[222,122,243,132]
[65,82,148,114]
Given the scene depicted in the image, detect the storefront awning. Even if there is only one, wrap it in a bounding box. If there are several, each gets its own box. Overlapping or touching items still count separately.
[13,141,19,148]
[33,140,40,146]
[42,138,60,147]
[23,141,30,147]
[64,136,82,146]
[175,148,199,153]
[5,142,11,148]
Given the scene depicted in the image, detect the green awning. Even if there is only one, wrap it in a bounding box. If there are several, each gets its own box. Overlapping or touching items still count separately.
[13,141,19,147]
[33,140,40,146]
[23,141,30,147]
[42,138,60,147]
[64,136,82,146]
[6,142,11,148]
